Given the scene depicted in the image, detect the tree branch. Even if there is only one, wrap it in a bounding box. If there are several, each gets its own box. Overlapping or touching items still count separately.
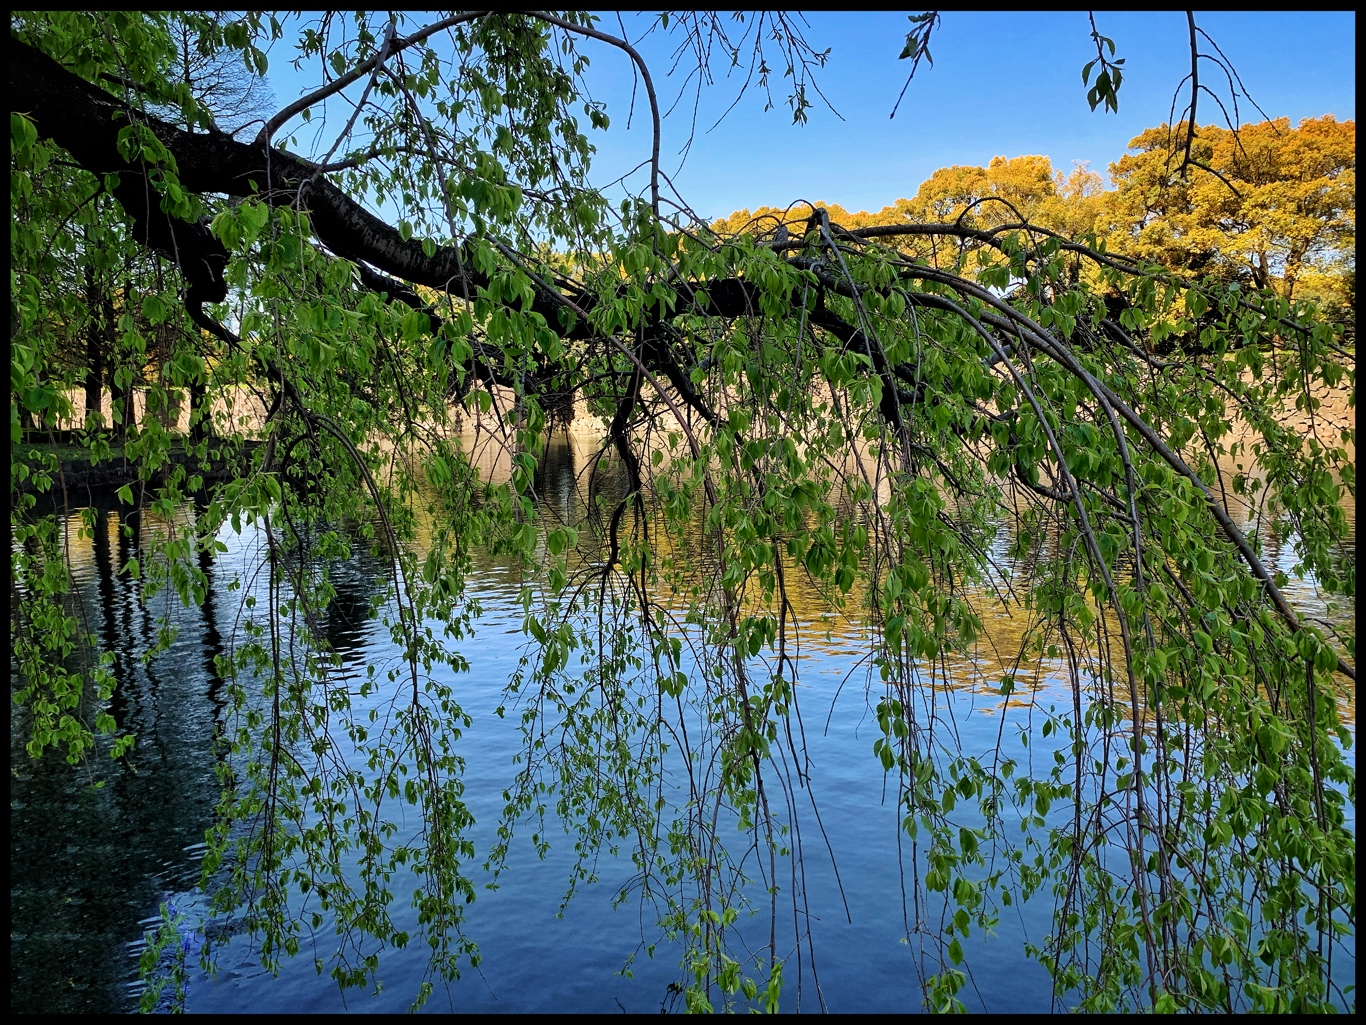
[253,12,488,149]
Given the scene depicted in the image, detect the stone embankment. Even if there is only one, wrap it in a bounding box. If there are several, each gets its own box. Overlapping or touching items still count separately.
[13,432,265,500]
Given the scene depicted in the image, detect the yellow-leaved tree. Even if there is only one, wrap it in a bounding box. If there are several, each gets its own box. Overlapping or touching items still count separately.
[1105,116,1355,309]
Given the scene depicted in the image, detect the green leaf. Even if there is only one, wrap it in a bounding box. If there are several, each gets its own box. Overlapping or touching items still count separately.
[11,112,38,151]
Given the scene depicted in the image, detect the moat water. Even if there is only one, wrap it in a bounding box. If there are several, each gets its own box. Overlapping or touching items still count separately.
[10,434,1355,1013]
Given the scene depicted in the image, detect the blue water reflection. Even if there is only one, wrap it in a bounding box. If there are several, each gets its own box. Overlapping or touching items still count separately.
[9,435,1355,1013]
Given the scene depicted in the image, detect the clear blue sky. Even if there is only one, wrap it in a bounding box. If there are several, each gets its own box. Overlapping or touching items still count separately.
[263,11,1356,224]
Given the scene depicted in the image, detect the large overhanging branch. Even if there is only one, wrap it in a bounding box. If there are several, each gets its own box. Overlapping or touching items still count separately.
[12,32,821,416]
[11,33,1356,690]
[13,31,711,394]
[10,34,565,326]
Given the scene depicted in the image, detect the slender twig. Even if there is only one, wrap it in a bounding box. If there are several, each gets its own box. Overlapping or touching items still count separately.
[524,11,662,221]
[255,12,488,148]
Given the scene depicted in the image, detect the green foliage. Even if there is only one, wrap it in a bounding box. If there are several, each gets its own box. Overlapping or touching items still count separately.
[10,10,1356,1015]
[138,901,199,1013]
[1082,17,1125,114]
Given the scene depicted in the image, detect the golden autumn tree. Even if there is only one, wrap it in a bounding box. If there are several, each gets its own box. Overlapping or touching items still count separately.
[710,199,880,237]
[716,157,1110,275]
[1041,161,1107,240]
[1105,115,1355,307]
[902,155,1057,226]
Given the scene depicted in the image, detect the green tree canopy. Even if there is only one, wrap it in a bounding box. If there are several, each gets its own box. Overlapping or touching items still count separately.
[9,11,1356,1013]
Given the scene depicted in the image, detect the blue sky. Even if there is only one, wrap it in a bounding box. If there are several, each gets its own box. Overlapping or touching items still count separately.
[263,11,1355,224]
[584,11,1356,219]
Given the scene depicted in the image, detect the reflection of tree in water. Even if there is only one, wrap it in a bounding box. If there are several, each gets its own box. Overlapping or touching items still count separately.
[533,433,580,527]
[10,465,1355,1013]
[193,496,229,720]
[584,443,634,531]
[320,558,382,660]
[10,495,230,1014]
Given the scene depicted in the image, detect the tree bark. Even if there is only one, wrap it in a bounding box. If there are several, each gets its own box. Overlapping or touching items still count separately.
[83,263,105,430]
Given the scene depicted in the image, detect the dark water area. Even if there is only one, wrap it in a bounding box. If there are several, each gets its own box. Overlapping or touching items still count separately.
[10,494,227,1013]
[9,436,1356,1013]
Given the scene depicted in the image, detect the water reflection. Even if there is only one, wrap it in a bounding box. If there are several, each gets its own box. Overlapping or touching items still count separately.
[8,429,1356,1013]
[10,499,230,1013]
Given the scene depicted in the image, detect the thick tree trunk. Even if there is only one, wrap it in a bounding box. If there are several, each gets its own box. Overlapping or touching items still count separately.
[189,379,209,445]
[83,264,105,430]
[1253,251,1272,292]
[105,288,135,442]
[109,373,130,443]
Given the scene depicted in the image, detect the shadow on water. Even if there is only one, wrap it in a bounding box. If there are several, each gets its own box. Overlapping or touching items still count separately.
[9,435,1356,1012]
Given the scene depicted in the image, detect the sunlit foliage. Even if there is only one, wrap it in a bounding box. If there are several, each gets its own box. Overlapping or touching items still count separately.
[9,11,1356,1013]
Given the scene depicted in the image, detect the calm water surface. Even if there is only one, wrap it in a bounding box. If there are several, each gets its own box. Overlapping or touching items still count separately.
[10,434,1355,1013]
